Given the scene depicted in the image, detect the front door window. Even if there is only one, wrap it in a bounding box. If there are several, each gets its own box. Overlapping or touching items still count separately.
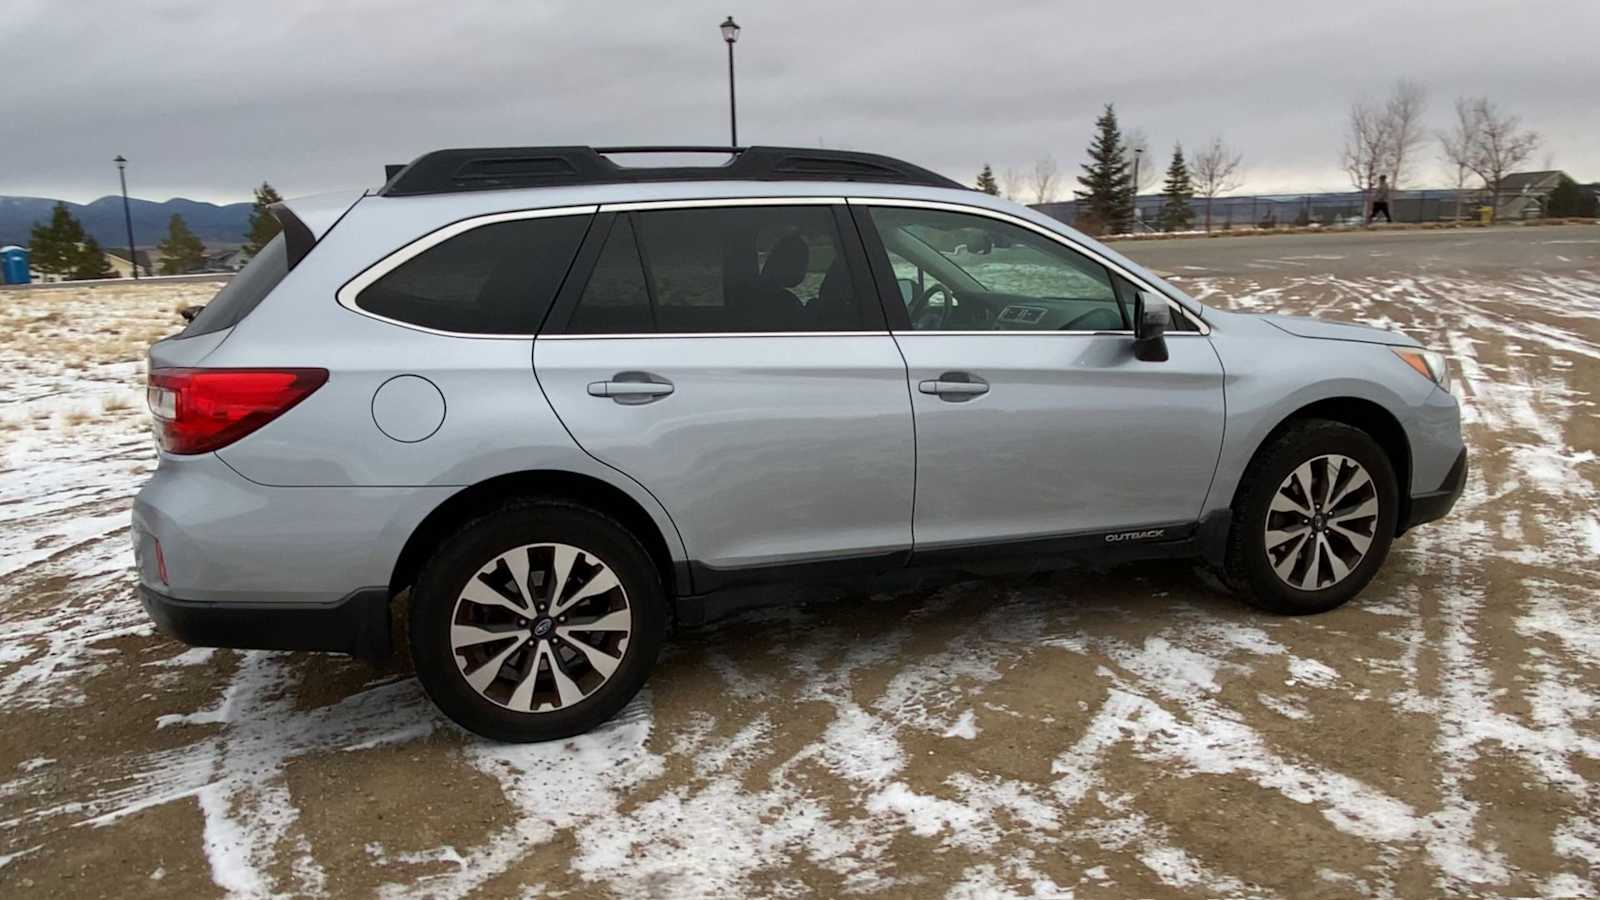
[865,206,1127,332]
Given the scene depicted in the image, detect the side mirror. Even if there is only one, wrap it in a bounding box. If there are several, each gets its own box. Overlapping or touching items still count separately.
[896,278,917,306]
[1133,291,1169,362]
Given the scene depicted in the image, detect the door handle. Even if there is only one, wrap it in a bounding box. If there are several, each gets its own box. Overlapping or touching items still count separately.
[587,374,674,404]
[917,375,989,400]
[587,381,674,397]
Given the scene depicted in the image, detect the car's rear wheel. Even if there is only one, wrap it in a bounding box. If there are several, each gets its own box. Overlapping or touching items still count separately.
[409,501,665,741]
[1225,420,1398,614]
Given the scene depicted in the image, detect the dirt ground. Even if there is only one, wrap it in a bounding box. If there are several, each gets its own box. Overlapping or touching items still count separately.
[1,227,1597,898]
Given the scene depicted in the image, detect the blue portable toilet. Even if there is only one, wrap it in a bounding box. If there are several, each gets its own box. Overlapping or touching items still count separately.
[0,246,29,285]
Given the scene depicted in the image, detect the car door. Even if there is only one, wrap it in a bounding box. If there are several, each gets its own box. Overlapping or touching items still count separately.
[852,200,1225,554]
[535,200,915,589]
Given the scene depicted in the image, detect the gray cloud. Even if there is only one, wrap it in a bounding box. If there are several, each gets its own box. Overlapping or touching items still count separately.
[6,0,1597,203]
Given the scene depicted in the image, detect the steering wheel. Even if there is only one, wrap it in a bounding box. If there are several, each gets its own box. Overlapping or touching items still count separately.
[909,285,953,330]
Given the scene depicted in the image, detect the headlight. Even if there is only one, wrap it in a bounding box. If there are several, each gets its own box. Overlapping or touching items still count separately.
[1392,348,1450,393]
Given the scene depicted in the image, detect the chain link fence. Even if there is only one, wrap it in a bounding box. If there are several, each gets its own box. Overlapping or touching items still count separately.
[1035,189,1494,233]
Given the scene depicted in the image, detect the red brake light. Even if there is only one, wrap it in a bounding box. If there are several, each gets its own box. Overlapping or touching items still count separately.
[147,368,328,455]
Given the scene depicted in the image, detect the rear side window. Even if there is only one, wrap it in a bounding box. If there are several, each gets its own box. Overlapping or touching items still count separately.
[181,235,289,337]
[564,205,869,334]
[356,215,589,334]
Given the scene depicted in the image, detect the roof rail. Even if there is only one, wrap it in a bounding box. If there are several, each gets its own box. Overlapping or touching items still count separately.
[378,145,966,196]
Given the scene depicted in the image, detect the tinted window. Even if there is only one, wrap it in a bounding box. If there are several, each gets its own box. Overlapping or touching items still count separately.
[181,234,288,337]
[866,207,1125,332]
[568,217,654,334]
[357,215,588,334]
[565,205,866,334]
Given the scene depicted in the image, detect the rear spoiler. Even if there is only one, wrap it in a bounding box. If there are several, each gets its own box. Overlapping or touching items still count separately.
[269,204,317,268]
[267,189,366,269]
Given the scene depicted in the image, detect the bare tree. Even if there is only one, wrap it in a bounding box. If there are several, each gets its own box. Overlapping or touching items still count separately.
[1189,137,1244,232]
[1438,109,1475,221]
[1385,79,1428,189]
[1029,155,1060,204]
[1441,96,1541,222]
[1342,97,1393,219]
[1342,81,1427,222]
[1001,166,1026,202]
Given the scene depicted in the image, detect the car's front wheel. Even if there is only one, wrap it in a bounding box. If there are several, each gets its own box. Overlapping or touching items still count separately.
[1225,420,1399,614]
[409,501,665,742]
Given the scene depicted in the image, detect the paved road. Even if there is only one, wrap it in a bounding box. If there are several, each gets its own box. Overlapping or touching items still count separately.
[1117,224,1600,278]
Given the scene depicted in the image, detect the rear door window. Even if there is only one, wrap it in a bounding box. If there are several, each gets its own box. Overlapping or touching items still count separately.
[567,217,655,334]
[562,205,870,334]
[355,214,590,335]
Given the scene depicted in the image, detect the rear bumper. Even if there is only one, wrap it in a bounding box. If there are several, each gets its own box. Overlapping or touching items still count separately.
[1404,446,1468,531]
[140,585,392,659]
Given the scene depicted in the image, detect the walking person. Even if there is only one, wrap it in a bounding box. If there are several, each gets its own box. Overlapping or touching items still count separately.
[1368,175,1393,224]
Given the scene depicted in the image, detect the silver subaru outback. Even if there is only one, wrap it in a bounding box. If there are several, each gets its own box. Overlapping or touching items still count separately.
[134,146,1466,742]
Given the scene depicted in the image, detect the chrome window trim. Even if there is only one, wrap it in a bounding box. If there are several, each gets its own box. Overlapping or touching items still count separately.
[600,196,846,212]
[336,194,1209,341]
[846,196,1211,335]
[889,330,1209,338]
[539,330,1206,340]
[539,331,892,340]
[335,204,599,340]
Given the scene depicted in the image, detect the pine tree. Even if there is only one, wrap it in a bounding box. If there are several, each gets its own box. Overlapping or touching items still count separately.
[28,202,88,277]
[157,214,207,275]
[975,163,1000,196]
[1157,143,1194,232]
[1074,104,1135,234]
[71,236,115,280]
[244,182,284,256]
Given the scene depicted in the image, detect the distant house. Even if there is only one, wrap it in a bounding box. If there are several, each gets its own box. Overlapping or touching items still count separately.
[104,248,154,278]
[1583,184,1600,215]
[204,247,249,272]
[1491,170,1568,220]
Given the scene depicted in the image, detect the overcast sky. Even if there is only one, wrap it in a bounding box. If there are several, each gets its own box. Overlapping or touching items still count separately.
[8,0,1598,204]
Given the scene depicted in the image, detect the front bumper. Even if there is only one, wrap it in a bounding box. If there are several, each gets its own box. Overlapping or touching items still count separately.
[140,585,392,659]
[1404,446,1468,531]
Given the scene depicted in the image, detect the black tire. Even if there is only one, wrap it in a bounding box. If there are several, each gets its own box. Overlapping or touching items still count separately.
[1224,419,1399,615]
[409,500,666,742]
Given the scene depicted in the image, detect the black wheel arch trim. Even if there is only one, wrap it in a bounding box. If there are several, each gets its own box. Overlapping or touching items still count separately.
[1232,398,1415,534]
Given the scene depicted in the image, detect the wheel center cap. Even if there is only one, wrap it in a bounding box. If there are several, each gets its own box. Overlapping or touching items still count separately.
[532,617,555,638]
[1312,514,1326,531]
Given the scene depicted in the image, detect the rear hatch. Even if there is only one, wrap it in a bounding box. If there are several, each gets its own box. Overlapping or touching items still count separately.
[151,190,364,367]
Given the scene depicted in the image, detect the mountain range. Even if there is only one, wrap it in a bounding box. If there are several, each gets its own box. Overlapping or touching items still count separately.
[0,195,253,249]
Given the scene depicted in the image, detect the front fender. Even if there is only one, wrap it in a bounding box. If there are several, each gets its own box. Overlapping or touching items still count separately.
[1203,321,1443,516]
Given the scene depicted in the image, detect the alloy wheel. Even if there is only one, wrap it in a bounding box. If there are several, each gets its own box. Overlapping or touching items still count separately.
[449,543,631,713]
[1263,454,1380,591]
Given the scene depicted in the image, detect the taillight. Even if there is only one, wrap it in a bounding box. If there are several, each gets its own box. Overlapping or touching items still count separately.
[147,368,328,455]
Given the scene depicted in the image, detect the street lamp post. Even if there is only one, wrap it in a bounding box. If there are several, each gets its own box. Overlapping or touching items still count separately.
[114,155,138,279]
[1131,147,1143,228]
[720,16,740,147]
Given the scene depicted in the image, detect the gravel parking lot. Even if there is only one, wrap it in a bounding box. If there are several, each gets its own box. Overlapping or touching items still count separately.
[1,226,1597,898]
